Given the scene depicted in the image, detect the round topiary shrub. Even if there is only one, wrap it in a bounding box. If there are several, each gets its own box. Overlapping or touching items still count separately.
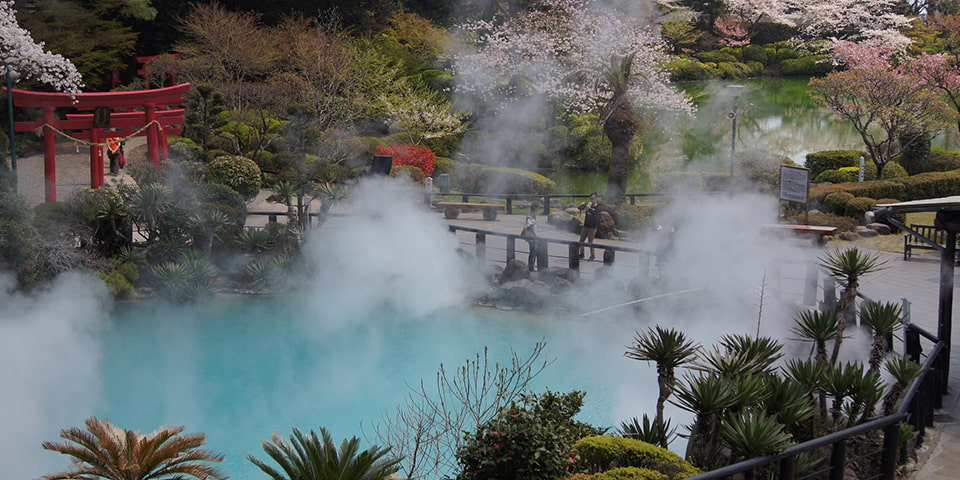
[574,436,700,480]
[844,196,877,221]
[389,164,426,184]
[822,191,855,215]
[561,467,668,480]
[206,155,262,201]
[814,169,855,184]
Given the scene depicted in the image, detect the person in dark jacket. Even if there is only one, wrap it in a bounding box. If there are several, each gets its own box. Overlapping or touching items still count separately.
[524,202,540,271]
[578,192,600,261]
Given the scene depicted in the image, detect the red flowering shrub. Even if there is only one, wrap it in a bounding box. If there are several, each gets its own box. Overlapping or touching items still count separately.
[375,143,436,178]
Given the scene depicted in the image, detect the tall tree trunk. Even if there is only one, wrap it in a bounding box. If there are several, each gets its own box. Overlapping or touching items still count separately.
[603,99,637,205]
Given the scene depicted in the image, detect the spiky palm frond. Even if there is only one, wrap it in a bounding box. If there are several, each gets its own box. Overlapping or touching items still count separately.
[817,247,887,283]
[719,334,783,373]
[671,373,738,415]
[247,427,401,480]
[791,310,839,363]
[763,375,817,432]
[40,416,225,480]
[860,301,904,372]
[721,410,793,460]
[625,326,700,368]
[883,355,924,415]
[237,227,274,253]
[618,414,677,448]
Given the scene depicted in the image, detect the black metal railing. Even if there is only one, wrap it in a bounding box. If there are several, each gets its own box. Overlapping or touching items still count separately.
[425,191,723,215]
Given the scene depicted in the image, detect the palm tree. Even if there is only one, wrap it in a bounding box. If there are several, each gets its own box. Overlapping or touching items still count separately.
[600,52,642,204]
[624,325,699,427]
[818,247,886,364]
[858,301,904,373]
[720,410,793,478]
[248,427,401,480]
[790,309,839,365]
[672,372,738,468]
[40,416,225,480]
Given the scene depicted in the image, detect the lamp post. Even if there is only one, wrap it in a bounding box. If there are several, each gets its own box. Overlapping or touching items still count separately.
[726,84,745,181]
[5,65,16,192]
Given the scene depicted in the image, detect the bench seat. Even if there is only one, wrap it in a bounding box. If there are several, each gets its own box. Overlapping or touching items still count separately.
[436,202,507,220]
[763,224,838,246]
[904,224,947,260]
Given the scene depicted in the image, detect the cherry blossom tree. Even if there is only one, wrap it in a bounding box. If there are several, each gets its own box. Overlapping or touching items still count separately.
[909,52,960,135]
[809,41,952,179]
[452,0,693,203]
[722,0,913,46]
[0,0,82,93]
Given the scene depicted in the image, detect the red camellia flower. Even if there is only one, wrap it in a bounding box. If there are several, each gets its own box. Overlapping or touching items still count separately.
[375,143,436,177]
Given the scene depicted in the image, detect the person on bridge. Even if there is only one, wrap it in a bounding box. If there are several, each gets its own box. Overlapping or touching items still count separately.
[524,202,540,272]
[106,138,126,175]
[578,192,600,261]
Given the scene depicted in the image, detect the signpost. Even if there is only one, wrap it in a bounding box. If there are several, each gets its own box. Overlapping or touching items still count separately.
[780,165,810,223]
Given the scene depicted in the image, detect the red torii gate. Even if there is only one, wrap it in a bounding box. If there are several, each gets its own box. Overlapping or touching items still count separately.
[6,83,190,202]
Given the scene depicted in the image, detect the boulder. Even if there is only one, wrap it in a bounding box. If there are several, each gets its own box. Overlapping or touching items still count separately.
[856,226,878,238]
[535,267,577,292]
[839,231,860,241]
[490,278,552,310]
[597,211,616,238]
[499,259,530,284]
[866,222,891,235]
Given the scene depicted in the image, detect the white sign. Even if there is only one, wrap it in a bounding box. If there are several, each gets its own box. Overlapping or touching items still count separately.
[780,165,809,204]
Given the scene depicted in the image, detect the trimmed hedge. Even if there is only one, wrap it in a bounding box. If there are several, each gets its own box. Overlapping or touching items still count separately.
[606,203,666,232]
[562,467,669,480]
[810,171,960,212]
[805,150,866,178]
[574,436,700,480]
[452,163,557,195]
[206,155,262,201]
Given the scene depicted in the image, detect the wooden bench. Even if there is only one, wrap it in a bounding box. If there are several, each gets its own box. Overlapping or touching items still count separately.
[436,202,507,221]
[763,224,838,246]
[903,224,947,260]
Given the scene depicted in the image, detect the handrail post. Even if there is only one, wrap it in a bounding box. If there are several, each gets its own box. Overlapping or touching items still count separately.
[506,196,513,215]
[778,456,795,480]
[569,244,580,271]
[881,422,900,480]
[829,439,846,480]
[506,237,516,262]
[476,233,486,261]
[543,195,551,216]
[536,238,548,269]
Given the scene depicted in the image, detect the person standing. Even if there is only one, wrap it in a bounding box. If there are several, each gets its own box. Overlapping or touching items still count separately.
[524,201,540,272]
[578,192,600,261]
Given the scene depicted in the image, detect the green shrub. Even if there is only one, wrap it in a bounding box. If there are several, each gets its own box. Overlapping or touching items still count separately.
[561,467,669,480]
[574,436,699,480]
[805,150,867,178]
[822,191,854,215]
[771,46,800,63]
[457,391,605,480]
[899,171,960,199]
[751,24,798,44]
[606,203,665,232]
[717,62,751,79]
[390,164,426,184]
[844,197,876,220]
[98,270,135,299]
[664,58,719,81]
[695,50,739,63]
[780,55,832,76]
[871,162,908,180]
[452,163,556,195]
[206,155,262,201]
[741,45,769,64]
[433,157,456,175]
[928,147,960,172]
[653,172,704,191]
[810,181,907,208]
[815,169,855,184]
[116,260,140,284]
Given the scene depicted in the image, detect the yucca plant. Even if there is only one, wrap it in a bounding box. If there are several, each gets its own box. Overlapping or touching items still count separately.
[784,358,830,423]
[247,427,401,480]
[695,348,771,379]
[818,247,886,364]
[883,355,923,415]
[672,372,738,469]
[823,362,879,426]
[719,335,784,374]
[190,208,232,256]
[859,301,904,373]
[790,309,839,365]
[625,325,699,426]
[720,410,793,468]
[763,375,817,442]
[40,416,225,480]
[237,227,274,253]
[846,367,883,425]
[618,414,677,448]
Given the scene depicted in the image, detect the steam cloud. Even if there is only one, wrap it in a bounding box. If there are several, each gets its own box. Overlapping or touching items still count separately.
[0,272,112,479]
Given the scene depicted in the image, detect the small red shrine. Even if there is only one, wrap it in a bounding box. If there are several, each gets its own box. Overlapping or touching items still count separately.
[5,83,190,202]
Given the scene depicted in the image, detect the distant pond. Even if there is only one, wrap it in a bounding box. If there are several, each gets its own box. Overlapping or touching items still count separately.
[542,77,960,194]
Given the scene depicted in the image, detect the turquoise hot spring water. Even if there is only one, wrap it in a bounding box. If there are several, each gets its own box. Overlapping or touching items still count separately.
[87,296,665,480]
